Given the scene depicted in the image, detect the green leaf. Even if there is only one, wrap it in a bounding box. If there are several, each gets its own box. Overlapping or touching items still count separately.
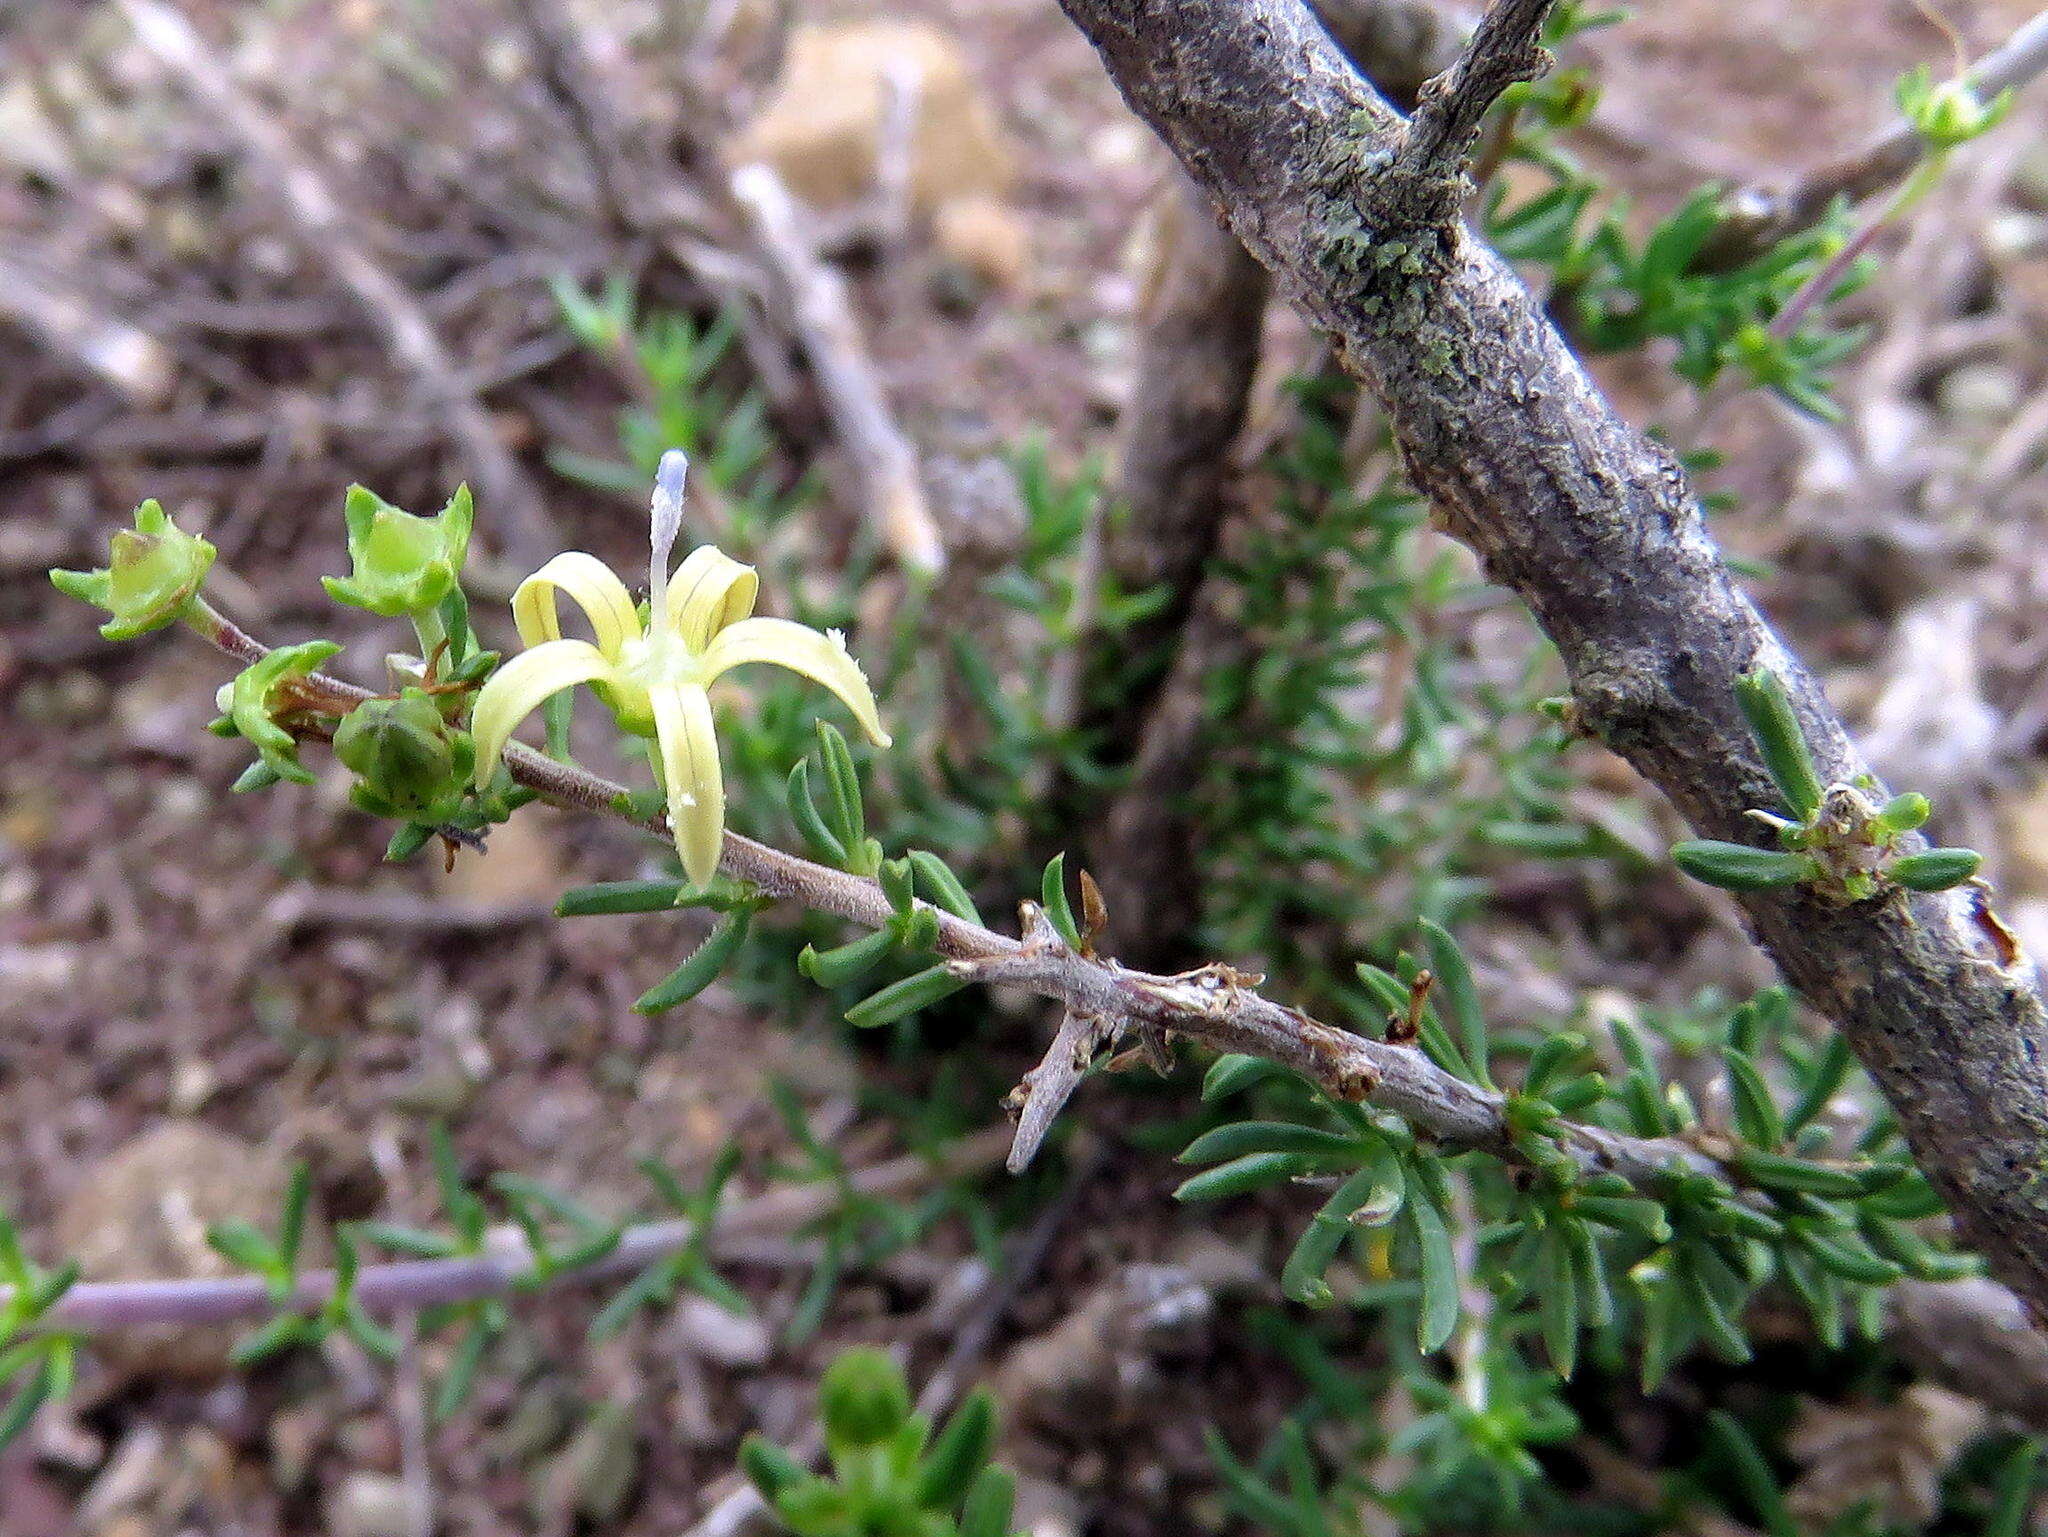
[634,909,751,1013]
[1800,1228,1903,1286]
[843,964,965,1029]
[786,760,848,867]
[1783,1031,1854,1138]
[385,821,436,862]
[907,850,982,924]
[1723,1051,1784,1149]
[1983,1438,2041,1537]
[230,1312,316,1366]
[1407,1187,1461,1353]
[797,928,898,989]
[0,1355,55,1453]
[1672,840,1812,891]
[557,879,688,916]
[279,1162,312,1271]
[433,1313,496,1422]
[1568,1220,1616,1331]
[353,1222,463,1260]
[1734,667,1824,821]
[1780,1245,1844,1347]
[959,1467,1017,1537]
[1419,919,1492,1089]
[1522,1031,1586,1099]
[739,1434,809,1502]
[1889,847,1981,891]
[915,1390,997,1509]
[1682,1253,1753,1362]
[1279,1161,1400,1306]
[1705,1410,1797,1537]
[231,760,284,794]
[1173,1151,1315,1203]
[1735,1148,1895,1199]
[1536,1225,1580,1377]
[1040,853,1081,948]
[206,1219,280,1277]
[1201,1054,1283,1101]
[1637,1261,1693,1390]
[815,722,874,874]
[1280,1211,1347,1307]
[1177,1122,1368,1166]
[1570,1194,1671,1243]
[1874,791,1930,836]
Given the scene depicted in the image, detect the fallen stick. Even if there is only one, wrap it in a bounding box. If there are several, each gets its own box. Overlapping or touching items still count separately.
[731,162,945,578]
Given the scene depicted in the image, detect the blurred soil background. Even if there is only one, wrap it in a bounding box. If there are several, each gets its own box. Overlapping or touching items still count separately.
[3,0,2048,1532]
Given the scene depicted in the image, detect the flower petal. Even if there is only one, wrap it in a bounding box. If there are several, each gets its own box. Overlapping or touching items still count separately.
[664,545,758,652]
[471,639,617,786]
[697,617,892,747]
[651,684,725,887]
[512,552,641,656]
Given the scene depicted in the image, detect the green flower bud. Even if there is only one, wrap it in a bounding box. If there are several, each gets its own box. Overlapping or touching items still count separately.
[1897,65,2014,151]
[221,640,344,785]
[51,499,217,640]
[333,688,474,821]
[818,1347,911,1450]
[323,484,474,618]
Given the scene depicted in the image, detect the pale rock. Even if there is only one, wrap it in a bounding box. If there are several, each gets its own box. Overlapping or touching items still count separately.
[934,194,1032,294]
[731,21,1015,215]
[54,1123,294,1377]
[325,1472,421,1537]
[1934,362,2023,427]
[668,1291,772,1367]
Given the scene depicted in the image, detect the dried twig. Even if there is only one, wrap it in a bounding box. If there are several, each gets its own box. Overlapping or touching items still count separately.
[1397,0,1553,203]
[1002,1004,1119,1175]
[24,1126,1010,1334]
[0,249,176,406]
[113,0,556,565]
[730,163,945,577]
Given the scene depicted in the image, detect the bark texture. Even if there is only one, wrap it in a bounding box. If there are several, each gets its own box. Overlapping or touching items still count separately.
[1054,0,2048,1314]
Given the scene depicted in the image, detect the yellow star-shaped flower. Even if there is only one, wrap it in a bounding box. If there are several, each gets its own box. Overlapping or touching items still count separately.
[472,452,891,885]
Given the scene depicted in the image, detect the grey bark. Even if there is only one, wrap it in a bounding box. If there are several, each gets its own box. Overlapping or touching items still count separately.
[1053,0,2048,1315]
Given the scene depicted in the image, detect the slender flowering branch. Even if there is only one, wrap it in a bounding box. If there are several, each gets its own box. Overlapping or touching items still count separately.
[189,605,1741,1196]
